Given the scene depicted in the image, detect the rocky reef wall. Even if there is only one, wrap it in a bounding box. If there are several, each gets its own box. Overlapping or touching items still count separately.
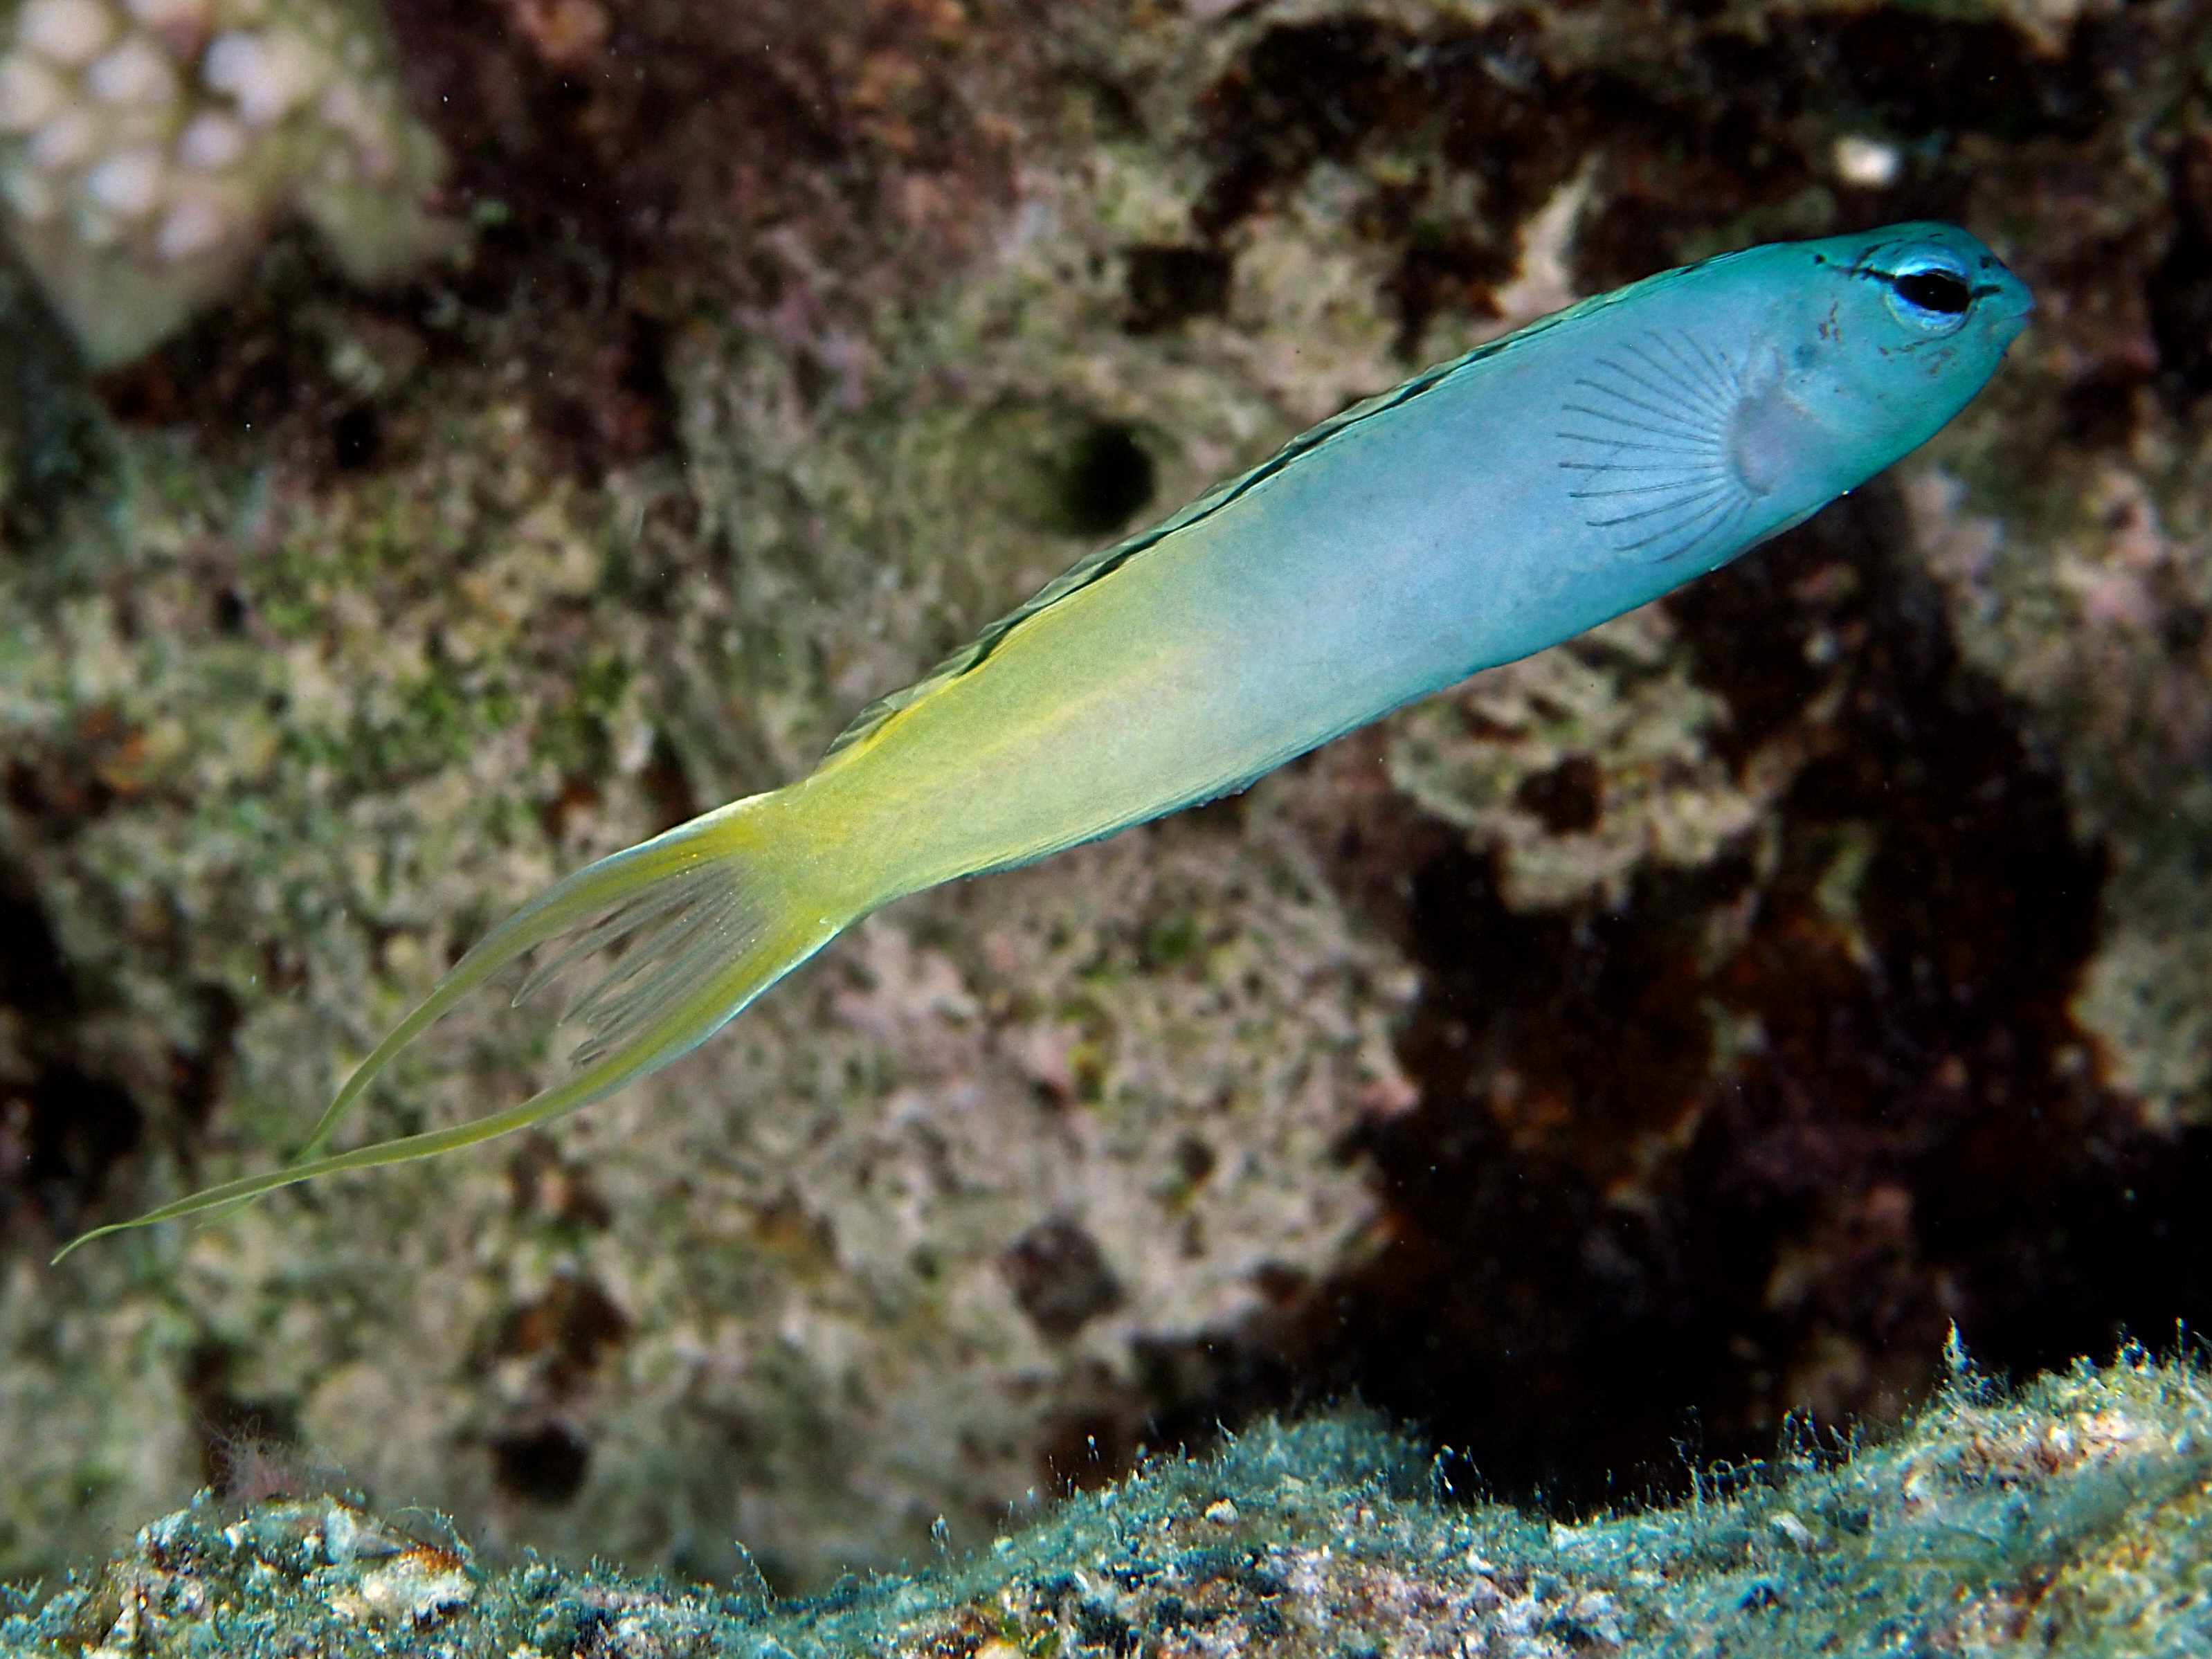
[1,0,2209,1598]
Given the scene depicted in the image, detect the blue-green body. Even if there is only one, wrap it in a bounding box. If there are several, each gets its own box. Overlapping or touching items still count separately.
[809,221,2031,896]
[60,221,2032,1254]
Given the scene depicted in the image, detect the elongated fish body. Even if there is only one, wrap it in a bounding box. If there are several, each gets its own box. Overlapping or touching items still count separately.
[60,221,2031,1254]
[803,223,2030,903]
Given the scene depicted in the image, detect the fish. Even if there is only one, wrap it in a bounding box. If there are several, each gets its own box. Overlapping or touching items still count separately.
[55,220,2031,1260]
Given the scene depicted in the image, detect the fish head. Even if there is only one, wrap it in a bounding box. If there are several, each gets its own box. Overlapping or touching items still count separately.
[1757,221,2032,495]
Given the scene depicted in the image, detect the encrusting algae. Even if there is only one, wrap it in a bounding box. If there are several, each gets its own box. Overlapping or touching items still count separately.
[3,1349,2209,1658]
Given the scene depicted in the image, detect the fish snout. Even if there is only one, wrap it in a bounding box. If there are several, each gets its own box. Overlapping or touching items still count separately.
[1979,252,2035,340]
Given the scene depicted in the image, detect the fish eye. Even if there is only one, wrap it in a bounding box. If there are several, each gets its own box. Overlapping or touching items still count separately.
[1894,270,1970,314]
[1883,263,1973,332]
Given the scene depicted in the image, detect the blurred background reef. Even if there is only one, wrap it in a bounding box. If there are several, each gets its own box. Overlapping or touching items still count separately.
[3,0,2212,1602]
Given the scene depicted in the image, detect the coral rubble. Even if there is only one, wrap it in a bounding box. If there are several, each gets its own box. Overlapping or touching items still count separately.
[4,1352,2209,1658]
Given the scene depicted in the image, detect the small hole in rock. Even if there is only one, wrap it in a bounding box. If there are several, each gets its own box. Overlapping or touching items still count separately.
[212,585,248,635]
[1057,422,1155,538]
[331,403,383,471]
[1514,755,1604,834]
[491,1422,592,1505]
[1002,1217,1125,1339]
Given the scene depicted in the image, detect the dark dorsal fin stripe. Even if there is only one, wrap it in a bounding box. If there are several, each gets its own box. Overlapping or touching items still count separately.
[820,262,1698,761]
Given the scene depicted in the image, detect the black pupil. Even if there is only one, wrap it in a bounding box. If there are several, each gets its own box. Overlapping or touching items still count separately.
[1893,269,1971,315]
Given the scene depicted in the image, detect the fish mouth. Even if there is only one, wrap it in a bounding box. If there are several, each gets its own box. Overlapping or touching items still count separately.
[1976,253,2036,335]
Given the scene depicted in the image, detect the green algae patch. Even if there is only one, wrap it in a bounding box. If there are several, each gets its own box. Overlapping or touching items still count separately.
[5,1352,2209,1658]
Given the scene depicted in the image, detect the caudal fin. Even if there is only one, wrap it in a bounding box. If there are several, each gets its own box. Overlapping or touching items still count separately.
[55,789,851,1261]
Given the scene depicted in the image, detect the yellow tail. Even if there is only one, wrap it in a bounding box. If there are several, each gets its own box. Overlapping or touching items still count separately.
[55,788,853,1261]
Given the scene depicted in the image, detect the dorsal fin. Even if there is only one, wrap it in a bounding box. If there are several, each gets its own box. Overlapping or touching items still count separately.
[822,269,1679,761]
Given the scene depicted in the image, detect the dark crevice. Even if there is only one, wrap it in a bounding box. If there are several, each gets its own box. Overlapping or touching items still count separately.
[493,1272,633,1397]
[1512,756,1603,835]
[1053,422,1157,539]
[1004,1217,1127,1341]
[1193,14,1588,349]
[184,1343,306,1502]
[529,307,682,483]
[2152,132,2212,408]
[0,1067,144,1244]
[640,735,701,837]
[0,868,145,1244]
[490,1422,593,1506]
[1193,17,1422,238]
[331,402,384,471]
[0,869,71,1022]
